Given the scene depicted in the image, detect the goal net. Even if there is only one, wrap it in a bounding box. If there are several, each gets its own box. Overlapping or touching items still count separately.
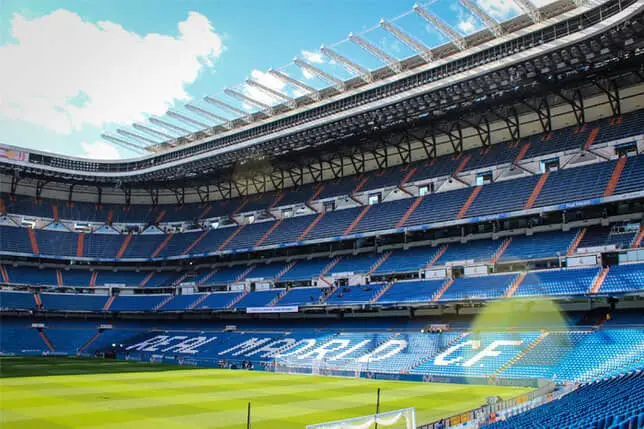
[273,357,365,378]
[306,407,416,429]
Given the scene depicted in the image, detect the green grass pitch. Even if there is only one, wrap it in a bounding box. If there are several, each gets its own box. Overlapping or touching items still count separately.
[0,357,532,428]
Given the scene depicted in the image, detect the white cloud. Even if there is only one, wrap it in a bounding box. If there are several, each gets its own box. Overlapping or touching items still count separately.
[457,17,476,34]
[476,0,522,21]
[301,68,316,80]
[80,140,121,159]
[292,87,308,98]
[456,8,480,35]
[0,10,224,134]
[301,49,325,64]
[242,69,288,106]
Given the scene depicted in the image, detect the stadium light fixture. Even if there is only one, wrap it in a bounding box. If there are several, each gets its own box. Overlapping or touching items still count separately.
[185,104,233,129]
[224,88,273,113]
[514,0,542,23]
[348,33,402,73]
[245,78,297,108]
[379,19,433,63]
[458,0,503,37]
[413,4,466,51]
[149,117,191,135]
[116,129,159,145]
[293,58,346,91]
[167,111,210,129]
[204,96,253,123]
[320,45,373,83]
[133,123,176,140]
[268,69,321,101]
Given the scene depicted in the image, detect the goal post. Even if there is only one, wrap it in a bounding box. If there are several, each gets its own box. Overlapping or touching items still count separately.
[306,407,416,429]
[273,357,366,378]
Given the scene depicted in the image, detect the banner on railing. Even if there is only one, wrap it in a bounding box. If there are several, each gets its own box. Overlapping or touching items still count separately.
[0,145,29,162]
[246,306,298,314]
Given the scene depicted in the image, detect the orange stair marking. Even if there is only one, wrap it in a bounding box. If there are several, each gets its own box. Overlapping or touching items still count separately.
[604,156,627,197]
[297,212,325,241]
[218,225,246,251]
[456,186,482,219]
[583,127,600,150]
[396,196,424,228]
[514,143,531,163]
[115,233,132,259]
[524,172,550,210]
[256,219,283,247]
[182,230,209,255]
[27,229,39,254]
[344,205,371,235]
[151,234,173,258]
[76,232,85,257]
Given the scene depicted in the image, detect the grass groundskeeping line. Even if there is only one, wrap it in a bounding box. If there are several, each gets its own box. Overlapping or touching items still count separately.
[0,357,532,428]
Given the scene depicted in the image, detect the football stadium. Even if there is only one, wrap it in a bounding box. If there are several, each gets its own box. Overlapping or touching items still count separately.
[1,0,644,428]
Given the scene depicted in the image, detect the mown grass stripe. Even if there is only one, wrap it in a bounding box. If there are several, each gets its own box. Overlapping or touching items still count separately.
[1,357,532,429]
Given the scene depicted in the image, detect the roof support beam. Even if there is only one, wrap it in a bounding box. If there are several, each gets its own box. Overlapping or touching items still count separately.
[133,124,175,141]
[101,134,147,153]
[268,69,320,101]
[185,104,233,128]
[514,0,542,22]
[379,19,433,63]
[204,96,253,123]
[320,45,372,83]
[293,58,345,91]
[223,88,273,113]
[116,129,158,146]
[167,111,210,129]
[413,4,466,51]
[149,117,191,135]
[348,33,402,73]
[458,0,503,37]
[245,78,296,108]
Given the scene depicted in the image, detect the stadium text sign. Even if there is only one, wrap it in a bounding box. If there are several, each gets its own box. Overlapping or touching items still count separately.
[434,340,524,367]
[125,334,526,368]
[126,335,218,354]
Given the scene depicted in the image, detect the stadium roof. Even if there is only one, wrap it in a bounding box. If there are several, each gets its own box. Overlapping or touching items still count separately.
[103,0,588,155]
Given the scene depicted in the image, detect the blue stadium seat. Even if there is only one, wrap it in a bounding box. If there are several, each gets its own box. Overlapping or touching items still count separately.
[0,290,36,310]
[440,274,517,301]
[280,258,334,282]
[599,263,644,294]
[278,287,325,306]
[488,371,644,429]
[434,239,501,265]
[374,246,439,274]
[376,279,443,304]
[234,289,282,308]
[40,293,107,312]
[514,267,599,297]
[109,295,169,312]
[326,284,381,305]
[500,230,577,261]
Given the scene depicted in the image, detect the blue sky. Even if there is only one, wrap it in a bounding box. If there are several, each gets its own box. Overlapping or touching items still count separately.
[0,0,535,160]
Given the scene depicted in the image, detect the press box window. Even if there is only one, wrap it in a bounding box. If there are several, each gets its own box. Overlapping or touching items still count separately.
[476,171,493,185]
[368,193,381,205]
[419,185,431,196]
[615,142,637,157]
[541,158,560,173]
